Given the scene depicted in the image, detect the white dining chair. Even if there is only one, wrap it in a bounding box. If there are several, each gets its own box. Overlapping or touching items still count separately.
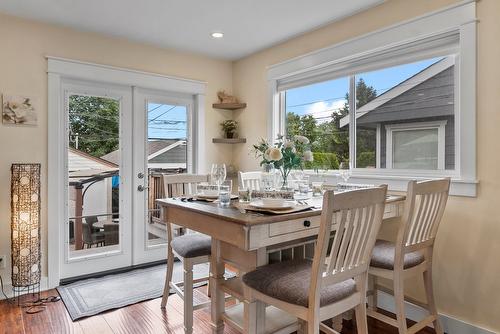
[367,178,450,334]
[242,186,388,333]
[238,171,262,190]
[160,173,212,334]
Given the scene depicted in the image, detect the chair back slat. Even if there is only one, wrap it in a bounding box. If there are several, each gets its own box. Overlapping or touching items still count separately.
[402,178,450,249]
[239,171,262,191]
[309,186,387,305]
[162,174,209,198]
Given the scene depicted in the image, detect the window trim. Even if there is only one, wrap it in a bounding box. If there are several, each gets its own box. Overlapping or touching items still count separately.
[385,120,448,170]
[268,1,477,197]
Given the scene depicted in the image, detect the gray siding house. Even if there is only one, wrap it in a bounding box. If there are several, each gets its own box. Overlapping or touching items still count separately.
[340,57,455,170]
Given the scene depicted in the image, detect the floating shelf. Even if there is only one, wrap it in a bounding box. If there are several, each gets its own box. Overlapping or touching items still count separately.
[212,138,247,144]
[212,103,247,110]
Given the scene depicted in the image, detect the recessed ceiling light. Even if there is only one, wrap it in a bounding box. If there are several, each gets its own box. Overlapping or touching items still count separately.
[211,32,224,39]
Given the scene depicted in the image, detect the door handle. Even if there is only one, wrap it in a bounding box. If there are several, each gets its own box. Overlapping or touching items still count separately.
[137,185,149,192]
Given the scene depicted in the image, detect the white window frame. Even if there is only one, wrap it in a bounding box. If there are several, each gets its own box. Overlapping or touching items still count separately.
[385,120,447,170]
[267,1,477,197]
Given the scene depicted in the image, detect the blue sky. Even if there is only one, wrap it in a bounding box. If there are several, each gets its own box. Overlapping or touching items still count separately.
[285,57,442,121]
[147,103,187,139]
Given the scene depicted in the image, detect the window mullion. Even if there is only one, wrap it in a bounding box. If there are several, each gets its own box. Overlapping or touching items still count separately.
[349,75,356,169]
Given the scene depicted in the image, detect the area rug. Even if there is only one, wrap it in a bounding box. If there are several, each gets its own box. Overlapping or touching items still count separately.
[57,262,231,321]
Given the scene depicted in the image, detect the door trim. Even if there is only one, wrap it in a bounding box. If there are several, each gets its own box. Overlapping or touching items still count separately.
[47,57,206,288]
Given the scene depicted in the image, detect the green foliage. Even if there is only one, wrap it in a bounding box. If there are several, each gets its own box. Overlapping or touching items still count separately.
[286,78,378,167]
[68,95,119,158]
[357,151,376,168]
[304,152,339,170]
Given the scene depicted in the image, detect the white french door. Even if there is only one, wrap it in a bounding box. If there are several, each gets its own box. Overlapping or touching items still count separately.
[132,88,194,264]
[60,82,194,279]
[61,79,133,279]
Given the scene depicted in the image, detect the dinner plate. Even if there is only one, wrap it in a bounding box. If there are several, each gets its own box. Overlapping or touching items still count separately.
[249,200,296,210]
[196,193,238,200]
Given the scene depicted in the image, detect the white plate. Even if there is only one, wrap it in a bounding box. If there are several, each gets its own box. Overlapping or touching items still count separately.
[249,200,295,210]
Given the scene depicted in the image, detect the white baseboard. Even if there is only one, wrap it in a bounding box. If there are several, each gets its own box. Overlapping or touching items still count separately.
[377,290,496,334]
[0,276,49,300]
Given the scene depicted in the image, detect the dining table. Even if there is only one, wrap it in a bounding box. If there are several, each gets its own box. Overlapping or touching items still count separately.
[157,193,405,334]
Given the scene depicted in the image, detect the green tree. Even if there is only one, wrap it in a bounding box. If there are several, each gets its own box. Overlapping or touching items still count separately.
[68,95,120,158]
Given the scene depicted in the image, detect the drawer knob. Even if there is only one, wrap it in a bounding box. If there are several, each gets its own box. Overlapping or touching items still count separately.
[303,220,311,227]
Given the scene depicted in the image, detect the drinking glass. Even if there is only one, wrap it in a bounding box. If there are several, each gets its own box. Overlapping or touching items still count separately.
[339,162,351,183]
[211,163,227,186]
[312,181,324,197]
[238,187,251,203]
[218,185,231,207]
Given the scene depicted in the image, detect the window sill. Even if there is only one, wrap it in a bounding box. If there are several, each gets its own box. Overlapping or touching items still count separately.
[303,170,478,197]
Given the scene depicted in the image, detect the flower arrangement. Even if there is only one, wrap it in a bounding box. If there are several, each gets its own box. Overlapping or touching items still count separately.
[220,120,238,138]
[253,135,313,188]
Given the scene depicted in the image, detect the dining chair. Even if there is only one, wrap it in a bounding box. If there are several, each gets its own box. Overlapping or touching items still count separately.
[160,173,212,334]
[82,216,105,248]
[242,185,388,333]
[238,171,262,190]
[367,178,450,334]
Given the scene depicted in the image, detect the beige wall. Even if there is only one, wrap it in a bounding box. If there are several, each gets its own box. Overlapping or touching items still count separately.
[233,0,500,331]
[0,14,233,284]
[1,0,499,331]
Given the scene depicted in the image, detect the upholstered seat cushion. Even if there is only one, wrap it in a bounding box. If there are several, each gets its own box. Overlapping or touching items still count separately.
[170,234,211,258]
[370,240,425,270]
[242,259,356,308]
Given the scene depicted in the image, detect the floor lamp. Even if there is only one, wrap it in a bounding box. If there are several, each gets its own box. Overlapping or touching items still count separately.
[11,163,41,301]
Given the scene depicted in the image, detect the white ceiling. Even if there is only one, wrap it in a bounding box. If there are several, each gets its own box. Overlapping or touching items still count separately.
[0,0,384,60]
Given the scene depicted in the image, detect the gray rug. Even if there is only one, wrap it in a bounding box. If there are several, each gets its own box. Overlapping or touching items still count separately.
[57,262,227,321]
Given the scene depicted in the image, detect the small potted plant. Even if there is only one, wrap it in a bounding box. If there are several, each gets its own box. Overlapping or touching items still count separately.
[221,120,238,139]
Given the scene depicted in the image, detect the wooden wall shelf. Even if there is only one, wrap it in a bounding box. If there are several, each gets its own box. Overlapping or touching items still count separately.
[212,138,247,144]
[212,103,247,110]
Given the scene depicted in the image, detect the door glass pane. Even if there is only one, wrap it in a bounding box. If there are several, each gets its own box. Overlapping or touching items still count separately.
[67,95,121,258]
[146,102,188,246]
[392,128,439,169]
[283,76,350,171]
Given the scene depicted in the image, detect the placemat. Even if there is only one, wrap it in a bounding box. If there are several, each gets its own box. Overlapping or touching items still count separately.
[235,202,314,215]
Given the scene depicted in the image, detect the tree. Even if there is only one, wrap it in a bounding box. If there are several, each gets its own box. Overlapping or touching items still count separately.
[336,78,378,166]
[68,95,120,158]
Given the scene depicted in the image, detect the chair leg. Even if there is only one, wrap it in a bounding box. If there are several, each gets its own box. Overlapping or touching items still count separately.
[354,302,369,334]
[161,249,174,308]
[183,259,194,334]
[367,274,378,311]
[394,275,408,334]
[423,267,444,334]
[207,261,211,298]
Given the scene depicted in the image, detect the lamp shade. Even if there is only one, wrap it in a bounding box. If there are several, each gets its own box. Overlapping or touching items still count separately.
[11,163,41,289]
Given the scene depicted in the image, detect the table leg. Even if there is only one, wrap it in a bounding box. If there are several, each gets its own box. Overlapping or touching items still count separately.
[210,239,225,334]
[244,248,267,334]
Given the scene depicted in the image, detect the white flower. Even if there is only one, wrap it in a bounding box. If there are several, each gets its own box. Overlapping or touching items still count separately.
[284,140,295,149]
[294,135,310,144]
[268,148,283,161]
[264,148,271,161]
[303,150,314,162]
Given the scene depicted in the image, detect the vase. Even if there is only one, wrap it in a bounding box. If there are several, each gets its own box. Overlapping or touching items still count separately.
[226,132,234,139]
[261,162,275,190]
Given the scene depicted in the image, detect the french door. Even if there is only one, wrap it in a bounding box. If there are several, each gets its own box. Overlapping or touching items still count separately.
[60,80,193,279]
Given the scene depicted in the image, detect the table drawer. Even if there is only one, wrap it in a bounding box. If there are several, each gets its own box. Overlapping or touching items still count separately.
[269,216,321,237]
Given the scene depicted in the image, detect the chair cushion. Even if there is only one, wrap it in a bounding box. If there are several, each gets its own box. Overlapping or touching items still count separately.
[170,234,211,258]
[242,259,356,308]
[370,240,425,270]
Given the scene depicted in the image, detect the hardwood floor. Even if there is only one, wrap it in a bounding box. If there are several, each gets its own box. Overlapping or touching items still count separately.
[0,287,435,334]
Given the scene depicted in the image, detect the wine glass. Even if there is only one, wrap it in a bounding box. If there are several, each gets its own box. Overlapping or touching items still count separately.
[211,163,227,187]
[339,162,351,184]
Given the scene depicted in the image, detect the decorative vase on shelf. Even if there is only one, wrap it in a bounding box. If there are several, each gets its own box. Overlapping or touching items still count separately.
[226,132,234,139]
[261,162,275,191]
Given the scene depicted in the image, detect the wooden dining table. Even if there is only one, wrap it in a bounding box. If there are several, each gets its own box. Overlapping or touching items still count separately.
[157,194,405,334]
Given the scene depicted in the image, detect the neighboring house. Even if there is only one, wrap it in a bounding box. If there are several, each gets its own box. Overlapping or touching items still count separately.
[68,147,118,219]
[101,139,187,170]
[340,57,455,170]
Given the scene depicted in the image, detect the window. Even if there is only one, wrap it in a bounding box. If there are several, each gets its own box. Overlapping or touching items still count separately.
[281,56,456,172]
[268,1,477,196]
